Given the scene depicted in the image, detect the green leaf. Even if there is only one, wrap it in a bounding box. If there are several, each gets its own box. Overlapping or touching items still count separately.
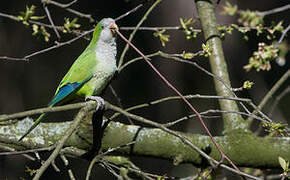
[262,122,288,136]
[32,25,51,42]
[218,25,234,38]
[220,1,238,16]
[200,43,212,57]
[25,166,37,176]
[244,43,279,72]
[30,15,45,20]
[182,52,196,59]
[279,156,288,171]
[238,10,264,27]
[63,18,81,33]
[18,5,43,25]
[179,18,198,40]
[243,81,254,89]
[153,29,170,47]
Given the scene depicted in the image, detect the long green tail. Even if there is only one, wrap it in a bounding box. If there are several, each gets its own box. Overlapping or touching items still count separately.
[18,113,47,141]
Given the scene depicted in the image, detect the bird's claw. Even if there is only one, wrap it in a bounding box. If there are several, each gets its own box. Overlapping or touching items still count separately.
[85,96,105,111]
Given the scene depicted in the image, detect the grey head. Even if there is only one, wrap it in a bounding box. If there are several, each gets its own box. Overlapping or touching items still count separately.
[98,18,117,44]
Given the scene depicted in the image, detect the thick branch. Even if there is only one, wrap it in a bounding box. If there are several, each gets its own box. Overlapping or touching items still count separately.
[0,117,289,169]
[195,0,248,133]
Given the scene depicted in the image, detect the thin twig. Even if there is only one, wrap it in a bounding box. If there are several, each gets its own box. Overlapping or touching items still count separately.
[115,4,144,22]
[0,28,93,61]
[28,20,87,38]
[164,109,266,127]
[119,25,267,32]
[109,85,134,125]
[257,4,290,16]
[269,85,290,117]
[119,51,158,72]
[0,101,91,122]
[106,162,158,180]
[60,154,68,165]
[65,8,94,22]
[0,145,36,161]
[120,26,180,31]
[42,3,60,39]
[51,160,60,172]
[120,26,202,32]
[24,29,93,60]
[0,12,19,21]
[43,0,77,8]
[60,154,76,180]
[248,102,273,123]
[60,146,86,157]
[85,141,136,180]
[0,56,28,61]
[109,94,251,120]
[29,20,63,30]
[0,145,55,155]
[248,69,290,123]
[118,0,162,68]
[67,169,76,180]
[259,69,290,110]
[276,24,290,46]
[119,50,204,72]
[100,161,122,179]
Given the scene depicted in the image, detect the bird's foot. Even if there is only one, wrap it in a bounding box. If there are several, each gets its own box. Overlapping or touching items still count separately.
[85,96,105,111]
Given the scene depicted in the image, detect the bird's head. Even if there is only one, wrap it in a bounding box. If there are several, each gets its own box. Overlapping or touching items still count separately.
[94,18,118,43]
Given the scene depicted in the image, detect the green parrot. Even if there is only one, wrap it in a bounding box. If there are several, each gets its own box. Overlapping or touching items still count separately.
[19,18,118,141]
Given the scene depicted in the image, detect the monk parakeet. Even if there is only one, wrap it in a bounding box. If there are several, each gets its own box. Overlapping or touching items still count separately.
[19,18,118,141]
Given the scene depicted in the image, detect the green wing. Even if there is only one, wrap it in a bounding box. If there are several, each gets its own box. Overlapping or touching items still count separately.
[49,49,97,106]
[18,49,97,141]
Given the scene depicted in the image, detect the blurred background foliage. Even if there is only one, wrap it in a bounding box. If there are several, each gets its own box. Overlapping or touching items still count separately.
[0,0,289,179]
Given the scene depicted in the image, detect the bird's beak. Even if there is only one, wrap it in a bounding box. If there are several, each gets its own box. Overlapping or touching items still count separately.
[109,23,118,36]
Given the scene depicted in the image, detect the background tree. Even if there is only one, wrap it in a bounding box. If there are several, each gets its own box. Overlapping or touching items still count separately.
[0,0,289,179]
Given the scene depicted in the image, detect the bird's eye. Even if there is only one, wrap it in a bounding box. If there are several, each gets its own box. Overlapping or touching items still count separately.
[101,25,104,29]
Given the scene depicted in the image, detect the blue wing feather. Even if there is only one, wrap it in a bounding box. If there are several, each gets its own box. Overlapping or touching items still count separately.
[48,82,81,106]
[48,74,93,106]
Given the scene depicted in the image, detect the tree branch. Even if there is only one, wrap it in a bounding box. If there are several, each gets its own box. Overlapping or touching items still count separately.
[195,0,248,133]
[0,114,289,178]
